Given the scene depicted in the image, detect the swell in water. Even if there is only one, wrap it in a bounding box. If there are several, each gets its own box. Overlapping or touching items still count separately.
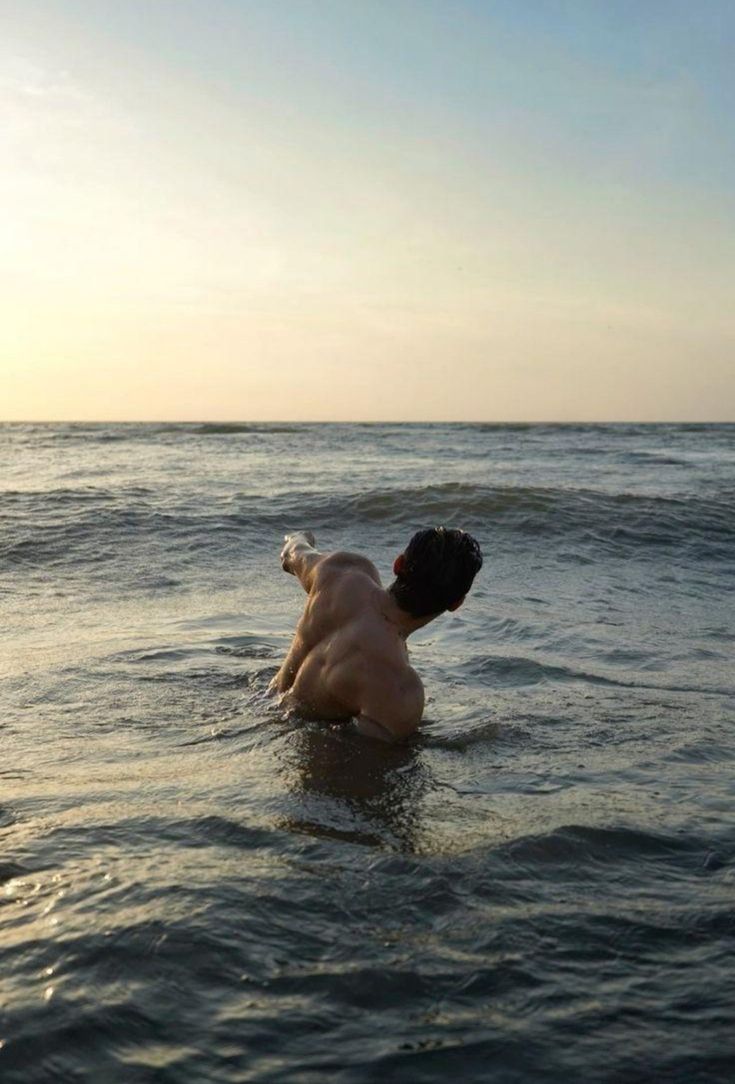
[2,481,734,571]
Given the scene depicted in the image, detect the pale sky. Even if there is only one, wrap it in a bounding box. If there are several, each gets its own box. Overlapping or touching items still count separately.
[2,0,734,421]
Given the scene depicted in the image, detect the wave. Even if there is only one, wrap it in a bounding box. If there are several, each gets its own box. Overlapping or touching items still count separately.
[616,451,688,466]
[1,485,152,506]
[4,420,734,443]
[41,422,299,441]
[261,483,735,555]
[456,653,734,697]
[2,481,734,568]
[494,823,708,867]
[459,653,627,688]
[191,423,298,435]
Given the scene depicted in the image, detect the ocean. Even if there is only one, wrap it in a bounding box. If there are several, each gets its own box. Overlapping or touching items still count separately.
[1,421,734,1082]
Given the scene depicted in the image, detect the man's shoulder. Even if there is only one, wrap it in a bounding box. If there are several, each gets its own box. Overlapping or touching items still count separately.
[314,551,381,586]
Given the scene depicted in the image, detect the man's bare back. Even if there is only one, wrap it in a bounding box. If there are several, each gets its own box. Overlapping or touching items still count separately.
[269,527,483,742]
[269,532,425,742]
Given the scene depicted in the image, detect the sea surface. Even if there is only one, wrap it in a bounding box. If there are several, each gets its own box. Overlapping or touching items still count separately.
[1,421,734,1083]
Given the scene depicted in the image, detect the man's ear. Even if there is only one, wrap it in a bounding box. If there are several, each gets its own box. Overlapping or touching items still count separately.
[393,554,407,576]
[446,595,465,612]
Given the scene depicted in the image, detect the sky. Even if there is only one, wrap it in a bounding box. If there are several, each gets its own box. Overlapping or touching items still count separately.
[2,0,734,421]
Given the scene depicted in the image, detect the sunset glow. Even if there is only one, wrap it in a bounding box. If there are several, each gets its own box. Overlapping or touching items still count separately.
[3,1,734,421]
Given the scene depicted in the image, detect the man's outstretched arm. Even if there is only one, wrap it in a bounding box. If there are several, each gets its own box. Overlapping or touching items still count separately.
[280,531,323,593]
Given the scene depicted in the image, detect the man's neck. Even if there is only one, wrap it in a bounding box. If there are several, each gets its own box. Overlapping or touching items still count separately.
[380,589,435,639]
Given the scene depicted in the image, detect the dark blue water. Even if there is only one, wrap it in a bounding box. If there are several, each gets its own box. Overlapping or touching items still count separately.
[1,422,734,1082]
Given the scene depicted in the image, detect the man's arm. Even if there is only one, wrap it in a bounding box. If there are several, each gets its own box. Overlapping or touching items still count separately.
[280,531,322,593]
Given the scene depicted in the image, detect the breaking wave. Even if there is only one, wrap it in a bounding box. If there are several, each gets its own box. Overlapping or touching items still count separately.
[2,481,733,568]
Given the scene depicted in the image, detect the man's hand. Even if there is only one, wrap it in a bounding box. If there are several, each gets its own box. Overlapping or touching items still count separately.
[280,530,317,574]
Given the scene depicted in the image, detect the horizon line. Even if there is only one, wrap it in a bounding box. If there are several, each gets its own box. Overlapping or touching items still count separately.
[1,418,733,426]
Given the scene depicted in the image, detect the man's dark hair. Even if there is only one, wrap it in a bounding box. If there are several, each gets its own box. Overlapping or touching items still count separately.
[389,527,483,618]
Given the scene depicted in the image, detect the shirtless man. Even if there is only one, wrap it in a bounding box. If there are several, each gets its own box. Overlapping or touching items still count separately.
[269,527,483,742]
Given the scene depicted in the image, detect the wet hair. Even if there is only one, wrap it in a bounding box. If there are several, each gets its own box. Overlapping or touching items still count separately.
[389,527,483,618]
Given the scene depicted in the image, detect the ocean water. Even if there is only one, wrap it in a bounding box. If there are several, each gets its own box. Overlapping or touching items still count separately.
[1,421,734,1083]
